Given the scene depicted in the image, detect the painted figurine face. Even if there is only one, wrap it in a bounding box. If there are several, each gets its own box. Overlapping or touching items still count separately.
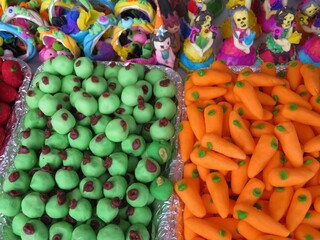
[202,15,212,29]
[304,4,318,17]
[281,12,294,29]
[233,10,249,29]
[153,37,171,51]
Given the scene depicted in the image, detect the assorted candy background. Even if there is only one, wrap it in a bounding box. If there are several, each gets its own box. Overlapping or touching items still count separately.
[0,0,319,71]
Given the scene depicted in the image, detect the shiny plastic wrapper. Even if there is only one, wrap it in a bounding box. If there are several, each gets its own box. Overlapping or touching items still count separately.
[0,61,184,240]
[0,57,32,239]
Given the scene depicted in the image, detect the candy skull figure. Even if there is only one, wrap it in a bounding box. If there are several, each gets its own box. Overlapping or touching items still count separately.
[151,25,175,68]
[297,0,320,66]
[217,4,256,65]
[220,0,261,39]
[258,7,302,65]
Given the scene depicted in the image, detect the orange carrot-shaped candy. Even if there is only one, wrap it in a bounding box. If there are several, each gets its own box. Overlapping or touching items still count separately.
[255,199,270,214]
[309,95,320,113]
[183,163,201,192]
[190,147,238,171]
[274,121,303,167]
[233,203,290,237]
[229,110,256,154]
[204,104,223,136]
[190,68,232,86]
[236,178,265,205]
[296,84,312,101]
[273,105,289,125]
[201,193,218,215]
[286,60,303,91]
[271,85,312,110]
[282,103,320,127]
[174,178,206,218]
[185,75,194,90]
[295,224,320,240]
[248,134,278,178]
[261,62,277,76]
[314,196,320,213]
[250,121,275,138]
[190,237,205,240]
[255,235,294,240]
[179,120,195,162]
[210,60,238,82]
[206,172,230,218]
[305,186,320,200]
[222,82,238,105]
[293,121,316,145]
[185,86,227,102]
[197,165,210,182]
[303,135,320,152]
[218,101,232,137]
[302,210,320,229]
[233,103,273,121]
[256,90,277,106]
[186,103,205,140]
[233,80,264,120]
[184,217,232,240]
[231,158,249,194]
[200,133,246,159]
[268,187,294,221]
[267,167,315,187]
[300,64,320,96]
[205,217,242,240]
[237,220,264,240]
[183,206,199,240]
[286,188,313,232]
[262,150,286,191]
[237,71,285,87]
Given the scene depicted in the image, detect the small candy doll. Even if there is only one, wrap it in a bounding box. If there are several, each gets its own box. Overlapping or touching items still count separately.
[216,4,256,66]
[151,25,176,68]
[221,0,261,40]
[257,0,288,33]
[258,7,302,65]
[157,0,181,53]
[297,0,320,66]
[179,10,218,72]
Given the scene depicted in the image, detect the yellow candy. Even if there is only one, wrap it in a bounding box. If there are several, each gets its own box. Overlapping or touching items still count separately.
[77,9,104,31]
[0,37,3,47]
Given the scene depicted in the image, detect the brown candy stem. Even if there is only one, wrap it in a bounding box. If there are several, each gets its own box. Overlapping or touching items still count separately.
[23,223,34,235]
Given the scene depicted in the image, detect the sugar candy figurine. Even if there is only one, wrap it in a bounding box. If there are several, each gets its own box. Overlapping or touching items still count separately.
[151,25,176,68]
[258,0,288,33]
[179,10,218,72]
[217,4,256,66]
[258,7,302,65]
[297,0,320,66]
[221,0,261,39]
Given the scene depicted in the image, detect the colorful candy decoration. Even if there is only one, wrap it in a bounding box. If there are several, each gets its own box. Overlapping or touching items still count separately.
[258,0,288,33]
[217,4,257,66]
[179,10,218,72]
[297,0,320,66]
[151,25,176,68]
[83,14,118,61]
[0,21,37,61]
[114,0,155,23]
[111,17,156,64]
[258,7,302,65]
[38,26,81,62]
